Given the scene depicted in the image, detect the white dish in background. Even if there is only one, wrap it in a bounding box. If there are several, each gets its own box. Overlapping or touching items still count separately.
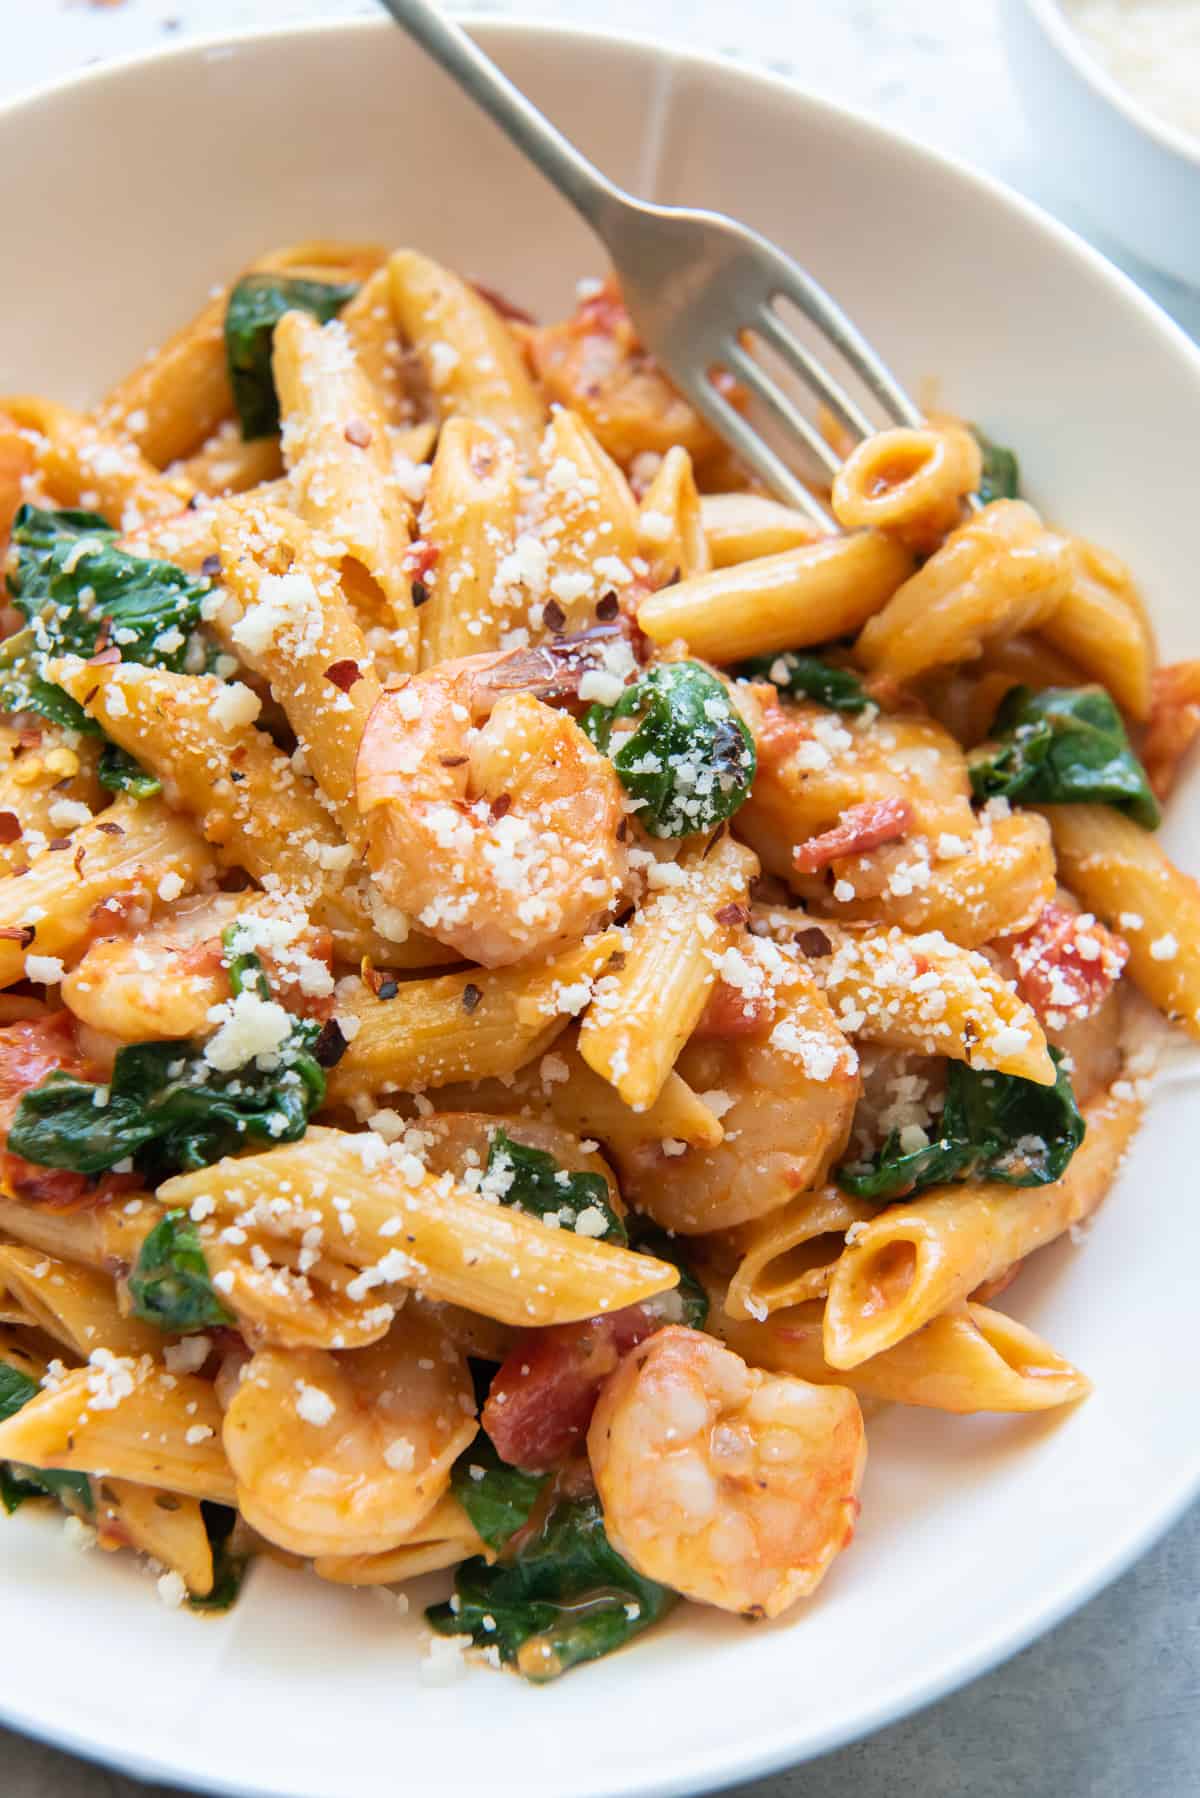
[1004,0,1200,284]
[2,16,1200,1797]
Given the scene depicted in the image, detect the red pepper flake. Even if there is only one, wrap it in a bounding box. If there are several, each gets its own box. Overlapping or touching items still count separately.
[490,794,512,821]
[462,982,482,1013]
[595,592,619,622]
[404,540,440,583]
[0,926,35,946]
[17,729,43,751]
[376,978,398,1002]
[324,658,362,693]
[794,925,833,958]
[714,902,749,927]
[47,838,71,853]
[542,598,566,633]
[439,754,469,768]
[95,822,125,836]
[93,615,114,656]
[312,1018,348,1068]
[0,813,21,845]
[411,580,429,608]
[200,553,222,578]
[471,281,537,326]
[343,417,373,449]
[85,646,121,669]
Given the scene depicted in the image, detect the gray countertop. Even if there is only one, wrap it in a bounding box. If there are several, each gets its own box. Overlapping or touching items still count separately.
[2,1,1198,1793]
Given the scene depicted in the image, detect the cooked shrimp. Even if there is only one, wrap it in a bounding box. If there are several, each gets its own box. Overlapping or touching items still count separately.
[221,1307,476,1559]
[62,892,333,1042]
[588,1326,865,1617]
[356,648,630,966]
[606,940,859,1233]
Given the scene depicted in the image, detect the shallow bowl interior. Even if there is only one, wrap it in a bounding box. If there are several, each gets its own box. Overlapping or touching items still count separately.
[1,18,1200,1798]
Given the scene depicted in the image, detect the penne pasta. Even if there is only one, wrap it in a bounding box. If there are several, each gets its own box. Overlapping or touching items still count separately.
[0,1361,236,1503]
[93,1479,216,1597]
[831,424,982,553]
[418,418,520,665]
[578,832,758,1112]
[723,1186,880,1321]
[158,1127,680,1329]
[715,1296,1092,1414]
[1039,538,1155,720]
[388,250,544,458]
[327,934,625,1105]
[822,1082,1141,1368]
[637,531,913,663]
[4,397,190,527]
[1044,803,1200,1035]
[699,491,823,567]
[0,1246,163,1360]
[636,445,710,586]
[272,308,418,668]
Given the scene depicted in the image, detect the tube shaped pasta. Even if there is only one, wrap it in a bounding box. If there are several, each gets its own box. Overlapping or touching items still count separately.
[823,1082,1141,1368]
[49,659,382,960]
[158,1127,680,1329]
[636,446,710,586]
[784,913,1056,1083]
[724,1186,879,1320]
[0,1246,163,1360]
[831,425,982,552]
[1039,538,1155,720]
[273,309,418,667]
[211,501,381,843]
[95,289,233,469]
[637,531,913,662]
[175,427,284,499]
[0,794,214,988]
[578,833,758,1111]
[94,1479,216,1597]
[699,492,823,567]
[4,397,190,527]
[327,934,624,1104]
[716,1297,1092,1414]
[1044,804,1200,1035]
[0,1196,107,1268]
[418,418,519,666]
[855,500,1074,682]
[531,409,640,631]
[340,266,419,432]
[0,1363,236,1503]
[388,250,544,458]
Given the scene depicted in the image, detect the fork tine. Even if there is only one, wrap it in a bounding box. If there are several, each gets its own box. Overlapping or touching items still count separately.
[722,340,844,480]
[753,306,876,443]
[768,261,923,430]
[676,371,836,530]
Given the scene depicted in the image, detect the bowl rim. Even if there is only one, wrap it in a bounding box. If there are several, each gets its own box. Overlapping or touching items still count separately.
[2,14,1200,1796]
[1017,0,1200,170]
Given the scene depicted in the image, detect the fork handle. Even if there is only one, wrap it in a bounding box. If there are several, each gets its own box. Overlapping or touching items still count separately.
[375,0,625,231]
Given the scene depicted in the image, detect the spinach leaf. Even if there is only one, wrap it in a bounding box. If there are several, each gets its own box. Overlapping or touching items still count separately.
[0,1359,92,1514]
[451,1437,550,1552]
[485,1128,627,1246]
[188,1502,253,1612]
[98,742,161,799]
[737,651,869,714]
[583,660,755,838]
[973,429,1020,505]
[629,1227,709,1330]
[128,1209,233,1333]
[1,506,213,733]
[969,684,1160,829]
[8,1020,326,1186]
[427,1491,675,1680]
[838,1051,1085,1202]
[225,273,360,440]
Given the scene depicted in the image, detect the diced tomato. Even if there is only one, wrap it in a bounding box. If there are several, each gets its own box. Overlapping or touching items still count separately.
[0,1014,97,1208]
[793,798,913,874]
[1002,902,1129,1025]
[483,1305,654,1471]
[694,978,776,1039]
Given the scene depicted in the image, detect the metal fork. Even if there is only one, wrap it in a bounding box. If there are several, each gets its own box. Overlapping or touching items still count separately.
[376,0,924,530]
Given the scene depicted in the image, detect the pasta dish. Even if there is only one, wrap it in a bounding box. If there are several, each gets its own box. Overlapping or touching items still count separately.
[0,242,1193,1681]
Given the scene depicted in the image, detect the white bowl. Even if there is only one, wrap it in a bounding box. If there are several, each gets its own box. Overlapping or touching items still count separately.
[1003,0,1200,284]
[3,18,1200,1798]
